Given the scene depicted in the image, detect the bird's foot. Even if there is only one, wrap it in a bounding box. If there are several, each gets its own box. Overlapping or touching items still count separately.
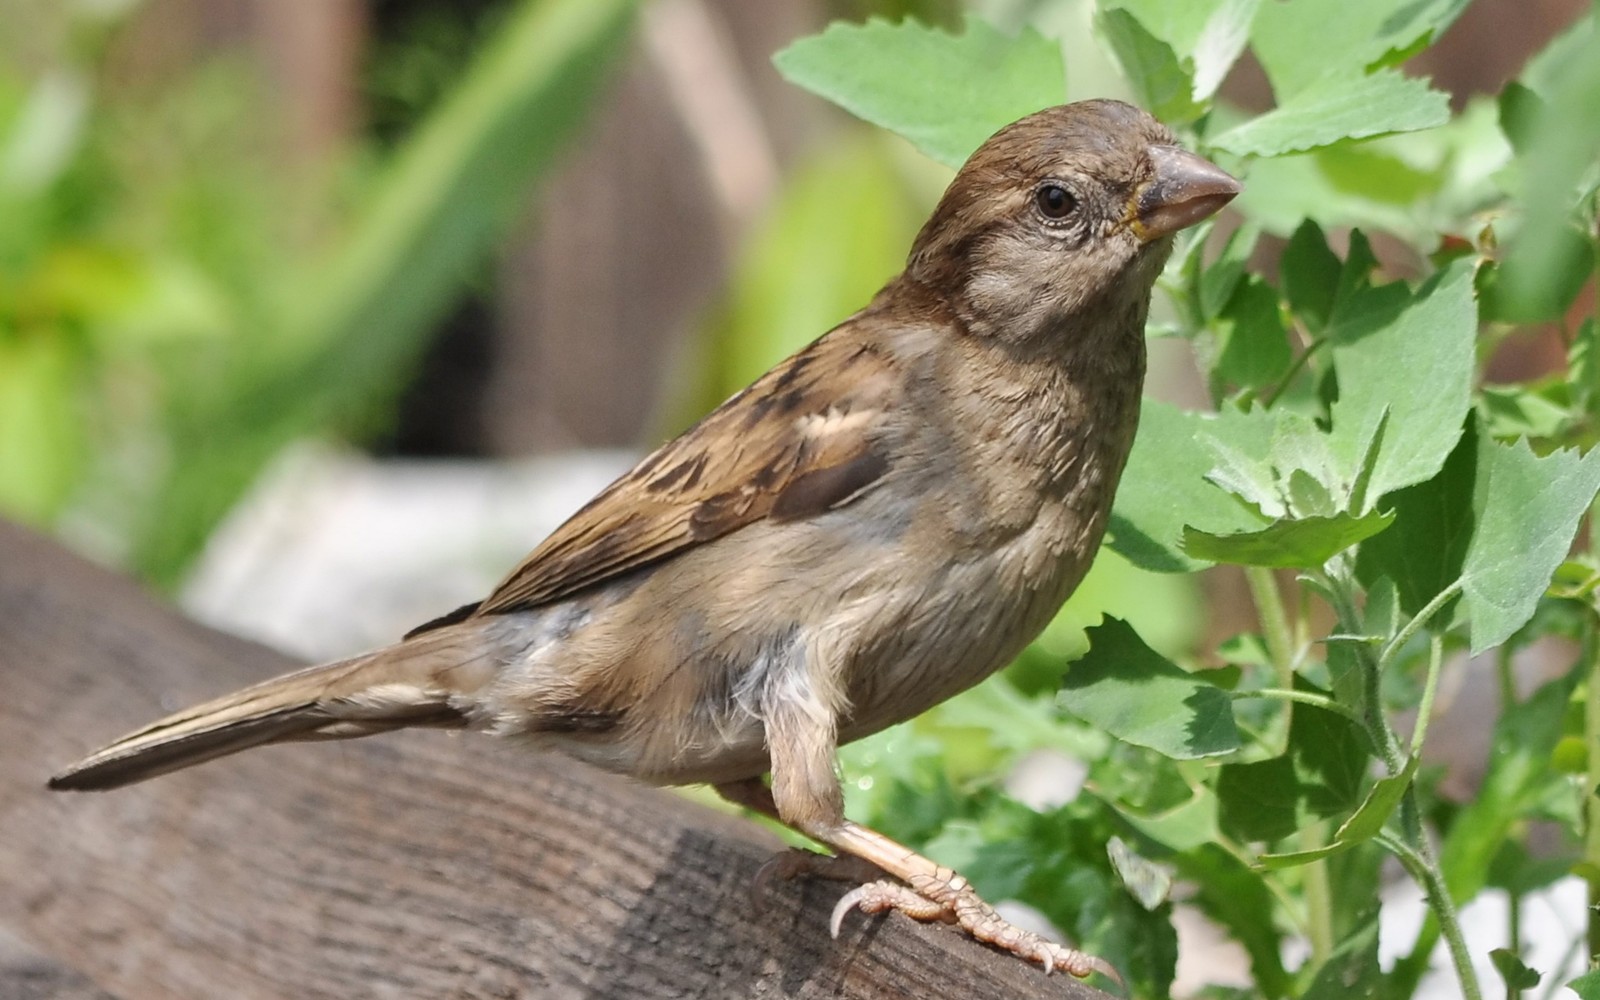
[830,874,1119,982]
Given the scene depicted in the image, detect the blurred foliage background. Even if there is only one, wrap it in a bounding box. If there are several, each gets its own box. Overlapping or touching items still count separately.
[4,0,1598,995]
[1,0,1581,606]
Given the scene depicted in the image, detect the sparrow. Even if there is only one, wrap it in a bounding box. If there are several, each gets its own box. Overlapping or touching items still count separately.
[50,99,1238,979]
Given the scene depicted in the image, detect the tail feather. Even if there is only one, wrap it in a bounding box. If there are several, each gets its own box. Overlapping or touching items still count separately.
[49,644,474,792]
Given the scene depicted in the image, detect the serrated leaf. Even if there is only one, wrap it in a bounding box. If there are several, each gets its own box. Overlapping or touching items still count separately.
[773,14,1066,169]
[1354,419,1476,618]
[1109,400,1276,572]
[1211,70,1450,157]
[1217,682,1367,842]
[1063,617,1240,759]
[1459,436,1600,652]
[1329,258,1477,503]
[1183,510,1394,568]
[1250,0,1473,98]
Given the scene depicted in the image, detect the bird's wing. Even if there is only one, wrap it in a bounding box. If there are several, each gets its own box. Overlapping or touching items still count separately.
[418,326,903,630]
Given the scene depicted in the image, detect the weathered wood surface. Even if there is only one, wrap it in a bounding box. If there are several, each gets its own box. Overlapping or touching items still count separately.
[0,522,1108,999]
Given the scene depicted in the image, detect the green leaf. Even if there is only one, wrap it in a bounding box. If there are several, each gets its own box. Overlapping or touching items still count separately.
[1182,510,1393,568]
[0,334,85,521]
[1498,17,1600,320]
[1217,682,1367,843]
[692,136,921,404]
[1096,0,1258,105]
[1569,317,1600,414]
[1497,81,1544,156]
[1354,419,1476,619]
[1250,0,1473,98]
[1213,275,1292,390]
[1477,383,1573,441]
[1094,8,1202,124]
[1210,69,1450,157]
[1280,220,1343,332]
[1489,949,1541,991]
[132,0,640,583]
[1303,907,1381,1000]
[773,14,1066,170]
[1109,400,1275,572]
[1256,757,1417,869]
[1569,969,1600,1000]
[1199,223,1258,321]
[1459,436,1600,651]
[1329,258,1477,504]
[1107,784,1221,853]
[1234,101,1509,242]
[1480,231,1595,324]
[1063,617,1241,759]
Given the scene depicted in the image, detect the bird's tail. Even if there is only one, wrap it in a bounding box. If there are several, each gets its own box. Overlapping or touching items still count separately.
[49,632,485,792]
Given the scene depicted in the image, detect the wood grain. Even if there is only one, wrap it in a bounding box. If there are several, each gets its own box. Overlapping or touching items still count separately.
[0,521,1108,999]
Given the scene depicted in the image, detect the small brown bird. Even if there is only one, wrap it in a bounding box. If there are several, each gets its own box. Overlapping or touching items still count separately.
[51,100,1237,978]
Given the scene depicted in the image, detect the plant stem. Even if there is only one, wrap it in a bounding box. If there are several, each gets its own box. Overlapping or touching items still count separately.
[1301,820,1335,965]
[1584,609,1600,969]
[1411,633,1445,757]
[1237,688,1367,726]
[1247,566,1296,690]
[1378,579,1465,676]
[1324,559,1482,998]
[1323,558,1405,771]
[1380,832,1485,1000]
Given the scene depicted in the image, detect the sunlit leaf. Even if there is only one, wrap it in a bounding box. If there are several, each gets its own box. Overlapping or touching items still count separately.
[774,14,1066,169]
[1064,617,1240,759]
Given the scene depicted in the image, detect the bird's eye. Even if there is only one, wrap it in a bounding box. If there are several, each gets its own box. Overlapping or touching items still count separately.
[1034,182,1077,221]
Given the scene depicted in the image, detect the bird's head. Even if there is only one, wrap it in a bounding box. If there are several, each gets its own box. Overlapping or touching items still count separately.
[907,100,1239,348]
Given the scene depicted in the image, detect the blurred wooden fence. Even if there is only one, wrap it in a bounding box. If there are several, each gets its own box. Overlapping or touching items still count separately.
[0,521,1107,1000]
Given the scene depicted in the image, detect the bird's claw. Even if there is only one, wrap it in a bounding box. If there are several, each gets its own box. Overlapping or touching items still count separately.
[829,875,1120,983]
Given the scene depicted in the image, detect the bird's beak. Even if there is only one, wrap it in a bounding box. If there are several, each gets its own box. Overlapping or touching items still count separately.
[1128,145,1241,242]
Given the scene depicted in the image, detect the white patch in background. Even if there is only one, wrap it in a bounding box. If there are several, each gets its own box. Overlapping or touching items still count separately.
[1379,876,1587,999]
[180,444,635,660]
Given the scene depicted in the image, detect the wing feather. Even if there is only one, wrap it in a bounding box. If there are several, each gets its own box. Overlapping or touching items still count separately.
[463,329,902,619]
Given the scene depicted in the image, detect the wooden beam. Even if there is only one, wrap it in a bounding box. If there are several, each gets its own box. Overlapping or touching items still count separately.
[0,521,1108,999]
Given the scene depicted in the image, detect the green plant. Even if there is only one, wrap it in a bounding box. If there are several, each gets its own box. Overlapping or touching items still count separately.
[766,3,1600,997]
[0,0,637,584]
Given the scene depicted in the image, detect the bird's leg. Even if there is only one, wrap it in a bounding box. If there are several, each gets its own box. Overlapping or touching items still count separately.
[715,778,886,887]
[726,706,1117,981]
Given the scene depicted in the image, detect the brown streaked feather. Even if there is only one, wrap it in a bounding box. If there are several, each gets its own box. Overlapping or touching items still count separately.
[467,328,903,619]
